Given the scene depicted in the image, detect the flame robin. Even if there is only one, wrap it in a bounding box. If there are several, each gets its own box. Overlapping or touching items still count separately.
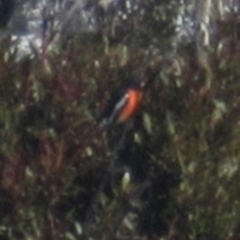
[99,81,143,127]
[98,68,159,128]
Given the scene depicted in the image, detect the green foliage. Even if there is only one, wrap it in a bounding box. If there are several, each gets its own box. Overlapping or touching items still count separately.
[0,1,240,240]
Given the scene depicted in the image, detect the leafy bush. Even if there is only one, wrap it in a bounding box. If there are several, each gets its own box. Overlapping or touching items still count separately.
[0,1,240,240]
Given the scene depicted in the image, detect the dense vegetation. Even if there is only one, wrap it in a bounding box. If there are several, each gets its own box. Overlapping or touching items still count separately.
[0,1,240,239]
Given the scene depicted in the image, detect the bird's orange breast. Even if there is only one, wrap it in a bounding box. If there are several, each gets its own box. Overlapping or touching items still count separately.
[118,89,142,123]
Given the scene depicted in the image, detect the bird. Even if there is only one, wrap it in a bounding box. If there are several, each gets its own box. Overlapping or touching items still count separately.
[98,68,159,128]
[98,81,143,128]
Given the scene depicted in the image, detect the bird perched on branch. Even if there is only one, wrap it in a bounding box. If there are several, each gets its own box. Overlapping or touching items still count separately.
[98,68,159,128]
[98,81,143,127]
[98,69,159,129]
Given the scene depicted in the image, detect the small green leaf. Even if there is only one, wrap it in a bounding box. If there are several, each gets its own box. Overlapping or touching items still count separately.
[74,221,83,235]
[143,112,152,134]
[86,147,93,156]
[65,232,77,240]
